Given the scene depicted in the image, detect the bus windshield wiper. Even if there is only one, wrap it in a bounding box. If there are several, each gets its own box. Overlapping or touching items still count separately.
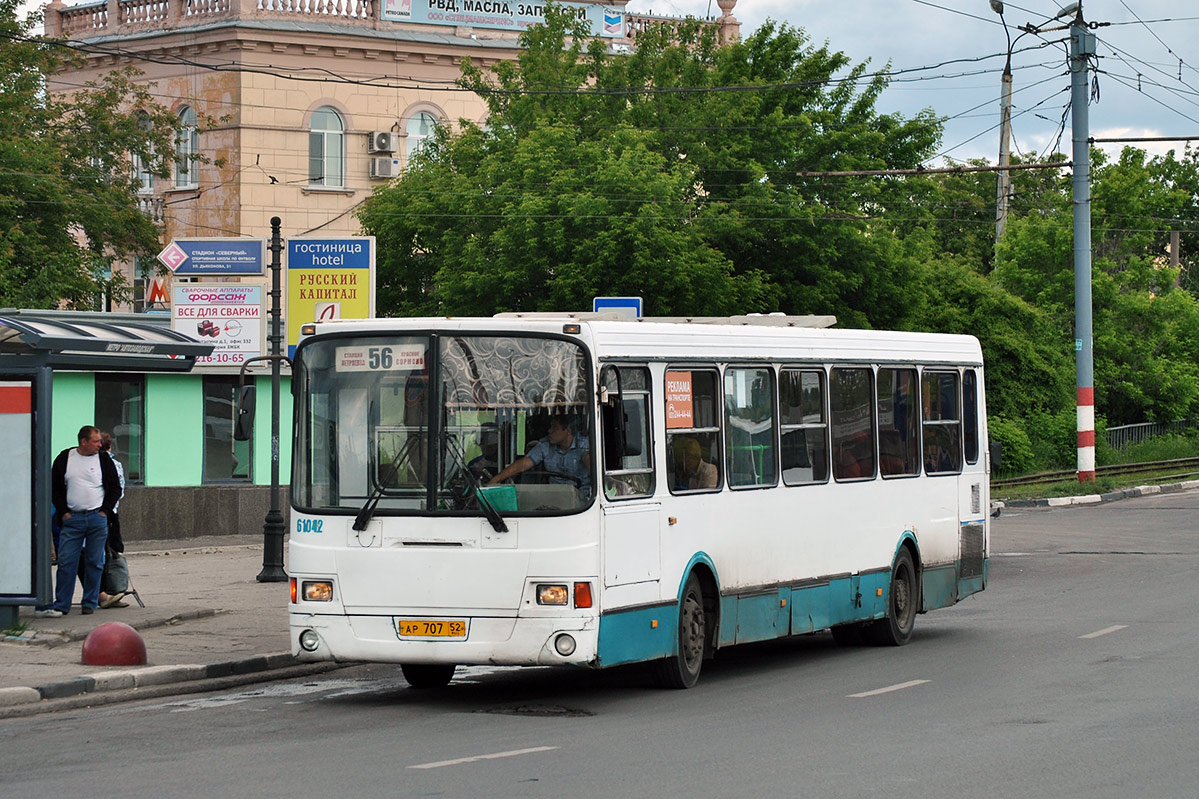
[443,433,508,533]
[353,434,418,532]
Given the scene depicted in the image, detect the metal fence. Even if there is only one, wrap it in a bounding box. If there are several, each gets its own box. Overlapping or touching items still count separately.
[1106,419,1199,450]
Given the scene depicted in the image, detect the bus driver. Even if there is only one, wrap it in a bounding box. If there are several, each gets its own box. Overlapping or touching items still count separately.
[488,415,591,496]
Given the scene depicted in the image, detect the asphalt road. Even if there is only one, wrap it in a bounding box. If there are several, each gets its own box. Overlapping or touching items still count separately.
[4,490,1199,799]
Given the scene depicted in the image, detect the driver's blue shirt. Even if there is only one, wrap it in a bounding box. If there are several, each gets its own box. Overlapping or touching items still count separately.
[527,433,591,493]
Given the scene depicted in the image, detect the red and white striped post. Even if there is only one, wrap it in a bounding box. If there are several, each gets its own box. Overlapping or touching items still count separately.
[1077,387,1095,482]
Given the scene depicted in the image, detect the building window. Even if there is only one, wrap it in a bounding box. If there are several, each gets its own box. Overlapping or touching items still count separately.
[309,106,345,188]
[94,374,145,483]
[203,376,252,482]
[174,106,198,189]
[132,111,154,194]
[406,111,438,162]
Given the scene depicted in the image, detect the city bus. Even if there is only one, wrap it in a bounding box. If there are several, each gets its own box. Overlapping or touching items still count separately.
[287,313,989,688]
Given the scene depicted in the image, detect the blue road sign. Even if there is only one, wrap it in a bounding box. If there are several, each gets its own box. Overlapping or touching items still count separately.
[159,238,266,276]
[593,296,643,318]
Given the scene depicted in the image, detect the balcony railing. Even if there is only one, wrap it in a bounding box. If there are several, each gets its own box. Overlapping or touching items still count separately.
[47,0,738,43]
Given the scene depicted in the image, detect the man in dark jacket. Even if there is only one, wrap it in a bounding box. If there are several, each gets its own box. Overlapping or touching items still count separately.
[35,425,122,617]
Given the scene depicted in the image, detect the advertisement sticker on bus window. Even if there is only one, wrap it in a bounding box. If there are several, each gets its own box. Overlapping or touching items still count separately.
[336,344,426,372]
[665,370,694,429]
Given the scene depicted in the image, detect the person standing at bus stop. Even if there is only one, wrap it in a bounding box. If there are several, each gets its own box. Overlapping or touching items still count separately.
[34,425,122,618]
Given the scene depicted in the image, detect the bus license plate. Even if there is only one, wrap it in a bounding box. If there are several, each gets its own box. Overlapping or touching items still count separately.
[395,618,467,639]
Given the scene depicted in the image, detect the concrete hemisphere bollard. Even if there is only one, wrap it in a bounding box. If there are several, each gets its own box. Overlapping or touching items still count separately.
[81,622,148,666]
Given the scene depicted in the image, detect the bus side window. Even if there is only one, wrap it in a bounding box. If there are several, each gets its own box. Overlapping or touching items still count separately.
[601,366,655,498]
[780,368,829,485]
[665,368,722,494]
[724,366,777,488]
[877,367,920,477]
[922,370,963,474]
[830,367,876,481]
[963,369,979,464]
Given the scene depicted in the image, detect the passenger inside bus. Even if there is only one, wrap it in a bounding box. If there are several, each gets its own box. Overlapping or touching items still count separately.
[671,436,719,490]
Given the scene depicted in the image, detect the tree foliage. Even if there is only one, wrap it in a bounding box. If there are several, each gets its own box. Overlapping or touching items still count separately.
[0,1,184,309]
[360,8,942,321]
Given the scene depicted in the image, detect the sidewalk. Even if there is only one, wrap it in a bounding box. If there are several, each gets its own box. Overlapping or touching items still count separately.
[0,535,340,717]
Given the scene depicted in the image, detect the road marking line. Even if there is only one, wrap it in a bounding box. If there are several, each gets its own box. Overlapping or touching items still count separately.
[1079,624,1128,639]
[848,679,930,698]
[409,746,559,770]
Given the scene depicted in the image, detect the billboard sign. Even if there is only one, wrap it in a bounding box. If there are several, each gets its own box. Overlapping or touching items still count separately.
[158,238,267,276]
[381,0,625,38]
[171,284,266,367]
[287,237,376,358]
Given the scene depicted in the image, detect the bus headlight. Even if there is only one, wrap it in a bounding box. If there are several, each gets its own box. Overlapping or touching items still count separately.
[299,629,321,652]
[537,584,569,605]
[302,580,334,601]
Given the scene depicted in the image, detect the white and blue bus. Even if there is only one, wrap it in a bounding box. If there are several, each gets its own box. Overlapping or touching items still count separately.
[287,313,989,688]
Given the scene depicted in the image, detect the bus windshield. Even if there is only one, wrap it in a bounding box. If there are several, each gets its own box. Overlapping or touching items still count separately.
[294,333,594,516]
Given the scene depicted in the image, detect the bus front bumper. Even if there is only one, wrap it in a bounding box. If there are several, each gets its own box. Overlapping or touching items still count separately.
[290,611,599,668]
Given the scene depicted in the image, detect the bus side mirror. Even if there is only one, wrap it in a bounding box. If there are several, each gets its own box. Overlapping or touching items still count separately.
[988,440,1002,472]
[234,385,256,441]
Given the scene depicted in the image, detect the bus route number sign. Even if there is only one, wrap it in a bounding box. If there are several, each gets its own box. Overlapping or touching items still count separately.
[337,345,426,372]
[394,618,468,639]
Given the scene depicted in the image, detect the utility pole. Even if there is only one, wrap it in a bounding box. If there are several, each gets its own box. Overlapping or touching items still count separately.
[1069,5,1097,483]
[992,1,1013,242]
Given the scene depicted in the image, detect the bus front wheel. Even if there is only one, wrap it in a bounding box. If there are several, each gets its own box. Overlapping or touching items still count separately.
[654,573,706,689]
[865,548,918,646]
[402,663,456,689]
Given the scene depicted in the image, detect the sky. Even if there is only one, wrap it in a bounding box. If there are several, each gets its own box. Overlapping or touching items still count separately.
[623,0,1199,164]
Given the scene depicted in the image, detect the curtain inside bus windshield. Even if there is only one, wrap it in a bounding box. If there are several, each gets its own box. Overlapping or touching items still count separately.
[436,336,592,513]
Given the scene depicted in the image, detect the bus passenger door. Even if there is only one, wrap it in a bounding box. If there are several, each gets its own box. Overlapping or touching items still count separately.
[603,503,662,587]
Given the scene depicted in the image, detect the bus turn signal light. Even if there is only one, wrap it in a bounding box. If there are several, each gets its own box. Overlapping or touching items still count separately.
[574,582,593,608]
[290,578,297,604]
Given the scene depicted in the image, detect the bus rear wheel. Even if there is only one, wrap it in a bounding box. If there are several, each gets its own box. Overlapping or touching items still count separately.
[865,548,918,646]
[401,663,456,689]
[654,574,706,689]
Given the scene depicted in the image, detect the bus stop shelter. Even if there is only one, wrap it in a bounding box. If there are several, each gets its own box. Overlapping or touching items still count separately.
[0,313,213,628]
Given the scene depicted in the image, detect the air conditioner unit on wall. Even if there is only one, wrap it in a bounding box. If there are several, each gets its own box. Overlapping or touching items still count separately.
[368,131,397,153]
[369,156,400,180]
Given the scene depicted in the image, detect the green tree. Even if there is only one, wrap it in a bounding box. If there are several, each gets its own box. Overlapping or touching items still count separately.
[0,1,184,309]
[360,8,943,321]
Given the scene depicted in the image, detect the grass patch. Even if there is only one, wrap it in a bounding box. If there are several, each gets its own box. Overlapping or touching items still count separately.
[2,621,30,637]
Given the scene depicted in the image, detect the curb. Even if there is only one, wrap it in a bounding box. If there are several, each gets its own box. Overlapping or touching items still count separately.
[1000,479,1199,509]
[0,651,298,708]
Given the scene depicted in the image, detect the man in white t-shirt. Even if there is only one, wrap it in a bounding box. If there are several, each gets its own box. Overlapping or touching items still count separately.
[35,426,122,617]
